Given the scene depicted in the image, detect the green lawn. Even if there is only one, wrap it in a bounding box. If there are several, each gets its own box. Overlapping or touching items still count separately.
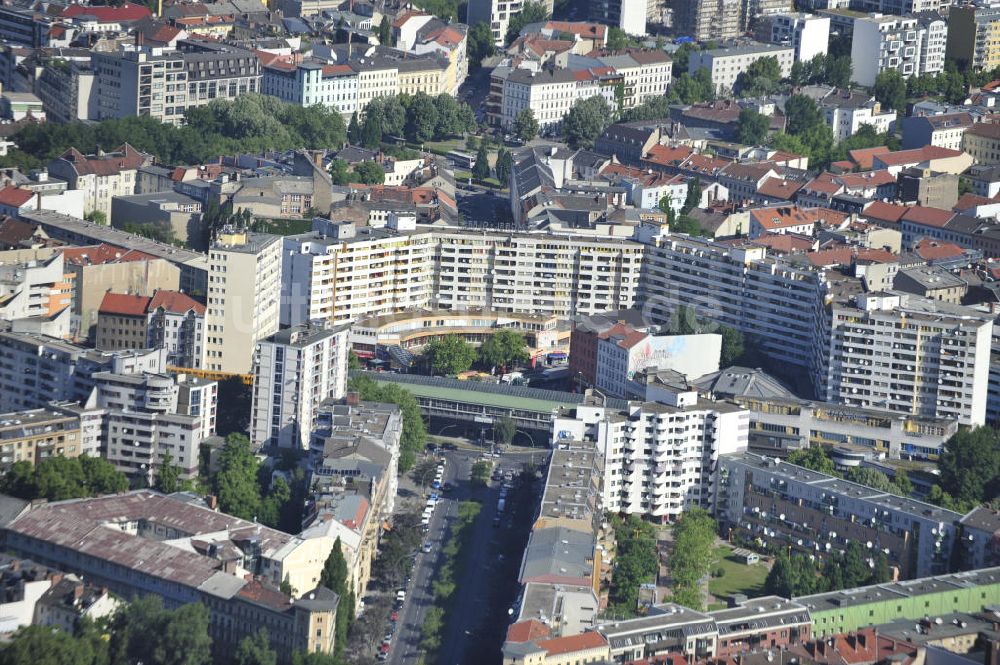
[254,217,313,236]
[707,546,769,599]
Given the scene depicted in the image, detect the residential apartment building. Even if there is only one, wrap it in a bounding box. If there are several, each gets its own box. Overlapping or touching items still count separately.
[639,234,830,378]
[204,228,282,375]
[304,398,401,605]
[687,43,794,95]
[716,452,962,579]
[282,218,643,327]
[770,13,831,61]
[825,291,993,426]
[594,325,721,398]
[901,112,974,150]
[281,219,436,328]
[590,0,647,35]
[672,0,743,41]
[95,289,206,369]
[91,47,188,125]
[261,60,358,118]
[0,408,81,472]
[850,14,945,87]
[946,0,1000,70]
[467,0,555,44]
[729,394,959,461]
[500,68,587,130]
[251,324,351,451]
[2,492,340,661]
[553,387,748,522]
[0,251,70,325]
[35,59,97,123]
[593,50,673,110]
[87,370,213,483]
[817,89,897,142]
[174,39,260,109]
[47,144,151,222]
[0,330,166,413]
[962,122,1000,164]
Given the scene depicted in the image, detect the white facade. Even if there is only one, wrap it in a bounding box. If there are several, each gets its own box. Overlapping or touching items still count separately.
[552,393,749,522]
[770,13,830,62]
[850,14,944,87]
[204,230,282,374]
[261,63,359,118]
[501,68,581,130]
[251,324,351,451]
[688,43,794,94]
[826,292,993,426]
[822,100,897,143]
[595,332,722,398]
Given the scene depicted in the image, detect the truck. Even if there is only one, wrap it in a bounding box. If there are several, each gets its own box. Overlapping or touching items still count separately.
[497,498,506,513]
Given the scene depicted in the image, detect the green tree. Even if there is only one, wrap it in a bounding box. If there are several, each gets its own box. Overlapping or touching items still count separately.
[360,107,383,148]
[424,334,477,375]
[471,460,492,486]
[468,22,496,69]
[825,56,852,88]
[505,0,549,44]
[348,376,426,471]
[382,97,407,137]
[0,625,98,665]
[607,27,628,50]
[563,96,612,150]
[495,147,513,187]
[784,94,824,136]
[608,514,659,615]
[873,69,907,113]
[846,466,911,495]
[258,475,291,530]
[765,553,821,597]
[735,56,782,96]
[378,15,391,45]
[214,433,261,520]
[472,144,490,181]
[347,111,361,144]
[109,596,212,665]
[478,328,530,370]
[670,508,716,611]
[352,160,385,185]
[736,107,770,146]
[328,158,351,185]
[320,538,351,659]
[718,326,744,367]
[155,452,183,494]
[235,629,277,665]
[787,446,836,475]
[494,415,517,445]
[683,177,701,214]
[938,427,1000,505]
[406,92,439,143]
[513,108,539,142]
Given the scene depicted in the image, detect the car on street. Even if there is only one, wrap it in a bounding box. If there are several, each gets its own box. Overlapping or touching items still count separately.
[395,590,406,603]
[422,542,433,553]
[390,611,398,622]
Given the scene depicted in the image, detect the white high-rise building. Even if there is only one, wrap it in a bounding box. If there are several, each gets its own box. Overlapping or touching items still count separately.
[825,292,993,426]
[204,228,282,374]
[770,13,830,62]
[552,387,749,523]
[850,13,946,87]
[466,0,555,45]
[251,324,351,451]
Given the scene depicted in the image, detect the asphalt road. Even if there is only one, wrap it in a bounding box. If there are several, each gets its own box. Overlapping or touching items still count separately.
[385,450,476,665]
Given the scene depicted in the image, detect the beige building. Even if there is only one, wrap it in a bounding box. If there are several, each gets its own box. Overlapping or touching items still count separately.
[688,42,794,95]
[47,144,152,222]
[59,243,181,341]
[352,60,398,111]
[673,0,742,42]
[204,229,282,375]
[962,122,1000,164]
[0,408,81,472]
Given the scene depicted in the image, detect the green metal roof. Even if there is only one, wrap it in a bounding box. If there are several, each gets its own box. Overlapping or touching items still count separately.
[368,378,567,413]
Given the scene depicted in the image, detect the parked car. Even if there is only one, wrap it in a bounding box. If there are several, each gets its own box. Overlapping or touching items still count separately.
[422,542,433,553]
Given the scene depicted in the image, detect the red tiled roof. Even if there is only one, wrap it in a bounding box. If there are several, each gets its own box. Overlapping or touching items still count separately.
[237,580,292,611]
[914,238,964,261]
[99,292,152,317]
[863,200,909,224]
[599,322,647,349]
[643,144,693,166]
[543,20,606,39]
[60,243,157,266]
[874,145,966,167]
[537,631,607,656]
[757,177,802,200]
[954,193,994,210]
[751,232,815,254]
[848,146,890,170]
[837,169,895,188]
[750,206,846,231]
[392,9,427,28]
[901,205,955,228]
[506,619,551,643]
[56,144,150,177]
[0,185,34,208]
[149,290,205,315]
[62,3,151,21]
[0,217,39,247]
